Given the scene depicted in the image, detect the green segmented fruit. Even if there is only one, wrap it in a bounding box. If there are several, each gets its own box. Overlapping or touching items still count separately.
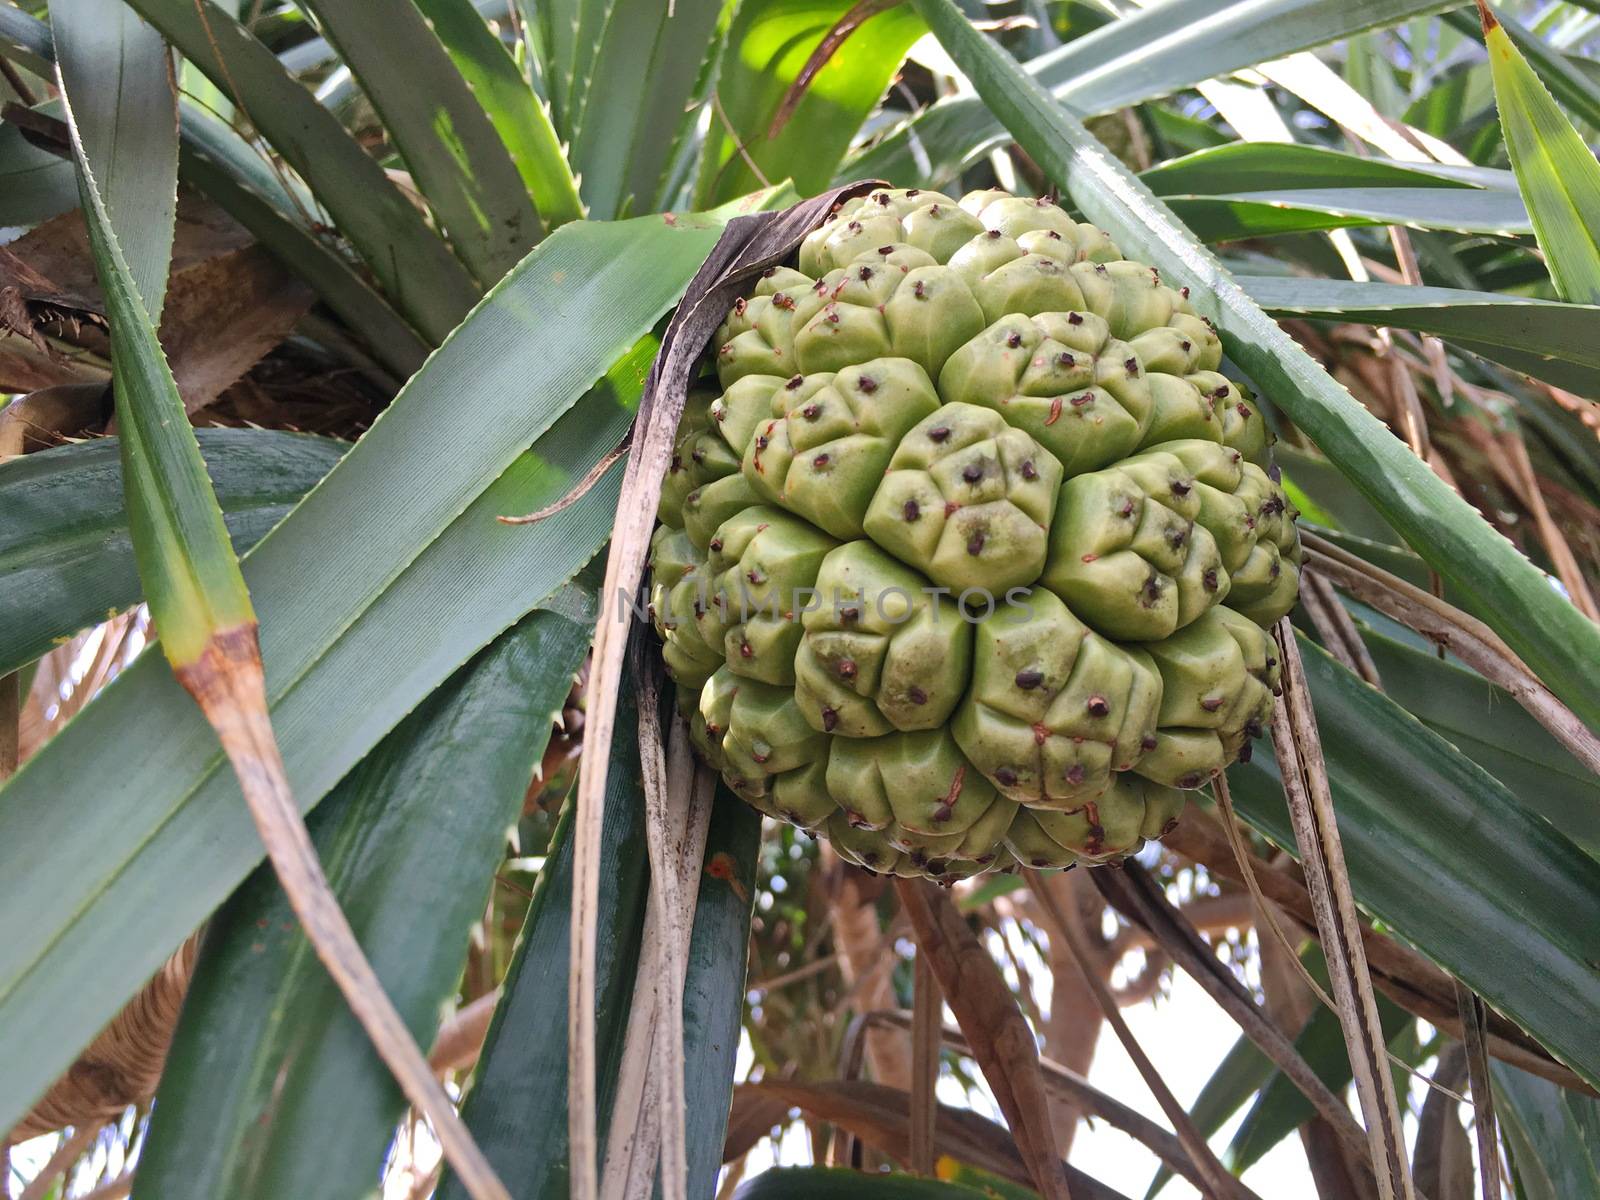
[650,188,1302,881]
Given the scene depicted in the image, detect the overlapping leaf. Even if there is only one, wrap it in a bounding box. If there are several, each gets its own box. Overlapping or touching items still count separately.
[137,608,591,1200]
[0,429,345,675]
[0,214,722,1136]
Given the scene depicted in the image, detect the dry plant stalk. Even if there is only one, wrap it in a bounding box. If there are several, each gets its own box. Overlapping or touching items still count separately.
[910,953,940,1176]
[1269,621,1415,1200]
[863,1009,1232,1198]
[1028,871,1248,1200]
[1094,864,1390,1180]
[893,878,1071,1200]
[1302,533,1600,775]
[731,1079,1131,1200]
[1452,979,1502,1200]
[600,677,718,1200]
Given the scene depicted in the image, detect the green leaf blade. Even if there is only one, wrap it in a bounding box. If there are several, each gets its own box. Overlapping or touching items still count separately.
[1484,5,1600,302]
[121,0,480,344]
[0,429,345,677]
[298,0,540,285]
[55,0,252,666]
[136,609,589,1200]
[414,0,584,229]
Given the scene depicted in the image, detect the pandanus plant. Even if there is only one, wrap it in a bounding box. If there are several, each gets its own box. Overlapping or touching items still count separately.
[1,0,1597,1198]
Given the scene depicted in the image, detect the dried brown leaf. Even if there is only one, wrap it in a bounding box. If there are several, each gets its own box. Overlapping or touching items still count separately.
[894,878,1070,1200]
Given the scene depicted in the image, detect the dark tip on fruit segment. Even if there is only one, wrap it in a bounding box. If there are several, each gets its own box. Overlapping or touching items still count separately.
[708,537,723,552]
[1200,696,1224,712]
[739,640,753,658]
[837,658,857,680]
[858,266,873,282]
[786,374,804,390]
[1021,460,1038,481]
[1057,352,1075,368]
[962,463,983,483]
[928,426,951,443]
[1006,331,1023,349]
[1066,763,1086,785]
[1067,312,1083,325]
[967,530,986,556]
[821,706,838,732]
[907,686,928,705]
[1237,741,1253,763]
[802,403,821,420]
[1170,479,1191,497]
[1141,735,1158,751]
[932,804,953,823]
[813,453,830,469]
[1086,694,1109,717]
[986,228,1002,239]
[995,766,1018,786]
[1014,668,1043,690]
[773,292,795,310]
[902,499,921,522]
[1124,357,1139,375]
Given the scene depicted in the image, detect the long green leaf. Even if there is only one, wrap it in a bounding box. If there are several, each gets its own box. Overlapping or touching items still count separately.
[1164,186,1531,240]
[1228,637,1600,1089]
[0,429,345,677]
[297,0,538,285]
[570,0,725,219]
[1492,1062,1600,1200]
[120,0,479,344]
[52,0,177,317]
[413,0,584,229]
[1239,275,1600,396]
[135,608,589,1200]
[844,0,1455,188]
[0,215,722,1137]
[697,0,925,208]
[1357,628,1600,859]
[438,669,652,1200]
[1445,6,1600,139]
[682,790,762,1196]
[1481,0,1600,302]
[913,0,1600,731]
[1141,142,1504,194]
[55,0,250,666]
